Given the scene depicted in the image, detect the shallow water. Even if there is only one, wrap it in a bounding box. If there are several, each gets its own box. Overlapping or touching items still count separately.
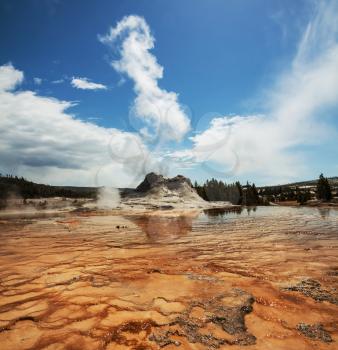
[201,205,338,220]
[0,206,337,349]
[130,206,338,244]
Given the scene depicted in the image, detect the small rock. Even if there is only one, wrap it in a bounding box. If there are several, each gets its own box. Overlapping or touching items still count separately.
[283,278,338,305]
[297,323,332,343]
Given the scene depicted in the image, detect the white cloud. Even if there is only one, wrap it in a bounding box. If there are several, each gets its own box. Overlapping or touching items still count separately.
[0,63,24,91]
[99,15,190,142]
[172,0,338,184]
[3,4,337,187]
[33,77,42,85]
[0,64,151,187]
[52,78,64,84]
[71,77,107,90]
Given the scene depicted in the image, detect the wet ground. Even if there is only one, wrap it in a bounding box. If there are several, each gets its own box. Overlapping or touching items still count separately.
[0,206,337,349]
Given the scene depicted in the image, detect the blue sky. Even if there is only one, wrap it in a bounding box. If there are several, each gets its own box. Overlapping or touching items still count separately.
[0,0,337,187]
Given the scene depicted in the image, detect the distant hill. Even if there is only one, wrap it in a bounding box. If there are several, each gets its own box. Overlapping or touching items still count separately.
[258,176,338,190]
[0,174,97,200]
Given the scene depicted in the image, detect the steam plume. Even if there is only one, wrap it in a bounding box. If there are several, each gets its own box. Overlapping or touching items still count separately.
[96,187,120,209]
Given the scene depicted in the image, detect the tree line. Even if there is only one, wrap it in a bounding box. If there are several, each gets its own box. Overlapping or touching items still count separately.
[193,173,335,205]
[0,174,96,201]
[259,173,334,204]
[0,172,335,208]
[193,178,261,205]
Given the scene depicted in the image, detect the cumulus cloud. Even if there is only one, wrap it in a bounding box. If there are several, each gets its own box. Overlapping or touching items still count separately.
[0,63,24,91]
[3,4,337,187]
[71,77,107,90]
[172,0,338,184]
[99,15,190,141]
[0,64,150,187]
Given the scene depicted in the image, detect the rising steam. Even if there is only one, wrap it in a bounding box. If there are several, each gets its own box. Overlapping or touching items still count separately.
[96,187,121,209]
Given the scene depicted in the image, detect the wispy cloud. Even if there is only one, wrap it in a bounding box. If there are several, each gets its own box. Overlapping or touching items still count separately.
[172,0,338,184]
[33,77,42,85]
[3,3,337,187]
[99,15,190,142]
[52,78,64,84]
[71,76,107,90]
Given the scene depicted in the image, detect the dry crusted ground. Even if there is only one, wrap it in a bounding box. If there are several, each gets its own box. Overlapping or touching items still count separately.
[0,207,337,350]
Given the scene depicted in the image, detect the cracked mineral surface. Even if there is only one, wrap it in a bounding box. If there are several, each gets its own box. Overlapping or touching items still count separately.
[0,206,337,349]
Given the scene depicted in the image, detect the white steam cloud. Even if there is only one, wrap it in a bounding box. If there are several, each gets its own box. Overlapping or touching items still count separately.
[96,187,121,209]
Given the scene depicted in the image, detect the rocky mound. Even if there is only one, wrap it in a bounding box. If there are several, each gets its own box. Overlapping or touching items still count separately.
[135,172,205,204]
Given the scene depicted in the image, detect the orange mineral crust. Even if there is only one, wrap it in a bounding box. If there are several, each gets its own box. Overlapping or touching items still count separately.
[0,206,337,349]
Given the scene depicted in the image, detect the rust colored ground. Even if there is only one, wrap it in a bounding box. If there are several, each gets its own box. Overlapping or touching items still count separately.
[0,206,337,349]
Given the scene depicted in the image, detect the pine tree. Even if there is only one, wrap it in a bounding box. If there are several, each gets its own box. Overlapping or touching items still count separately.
[296,189,311,205]
[316,173,332,201]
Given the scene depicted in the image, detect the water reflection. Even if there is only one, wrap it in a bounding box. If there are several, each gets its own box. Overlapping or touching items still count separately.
[130,215,195,242]
[203,207,243,217]
[203,206,258,218]
[317,207,331,219]
[247,206,257,215]
[200,205,338,223]
[129,206,338,242]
